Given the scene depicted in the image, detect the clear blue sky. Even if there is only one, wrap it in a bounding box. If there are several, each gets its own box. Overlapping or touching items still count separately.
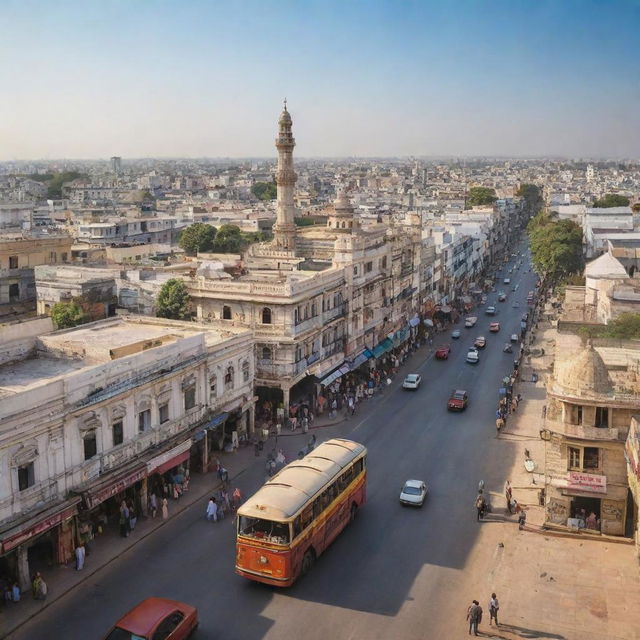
[1,0,638,159]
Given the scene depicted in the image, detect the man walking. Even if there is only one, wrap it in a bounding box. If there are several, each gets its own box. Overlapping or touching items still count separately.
[206,497,218,522]
[489,593,499,626]
[475,492,486,521]
[466,600,482,635]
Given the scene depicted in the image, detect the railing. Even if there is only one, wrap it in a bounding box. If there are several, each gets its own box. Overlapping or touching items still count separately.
[256,359,307,378]
[545,417,624,442]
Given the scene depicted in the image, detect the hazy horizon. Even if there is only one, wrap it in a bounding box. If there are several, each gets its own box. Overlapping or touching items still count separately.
[1,0,639,161]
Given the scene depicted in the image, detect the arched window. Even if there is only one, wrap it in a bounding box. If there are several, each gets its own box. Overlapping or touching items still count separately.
[294,308,299,325]
[222,305,231,320]
[262,307,272,324]
[261,346,272,361]
[83,431,97,461]
[224,366,234,390]
[311,302,317,317]
[242,360,250,382]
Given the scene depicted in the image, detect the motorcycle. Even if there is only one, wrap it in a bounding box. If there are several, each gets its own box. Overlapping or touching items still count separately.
[503,343,513,353]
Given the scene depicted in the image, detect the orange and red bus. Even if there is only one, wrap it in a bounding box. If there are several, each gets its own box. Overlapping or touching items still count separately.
[235,438,367,586]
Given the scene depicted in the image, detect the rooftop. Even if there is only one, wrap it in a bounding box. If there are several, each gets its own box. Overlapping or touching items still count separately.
[585,252,628,279]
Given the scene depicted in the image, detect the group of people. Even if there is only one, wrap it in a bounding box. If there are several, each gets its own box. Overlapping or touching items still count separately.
[1,573,48,605]
[466,593,500,635]
[206,487,243,522]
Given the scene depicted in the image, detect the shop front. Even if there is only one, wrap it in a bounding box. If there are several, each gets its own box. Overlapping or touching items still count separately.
[74,462,147,547]
[0,497,80,590]
[193,412,228,473]
[147,439,192,504]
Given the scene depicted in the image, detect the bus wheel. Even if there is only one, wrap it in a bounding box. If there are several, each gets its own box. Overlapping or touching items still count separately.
[350,504,358,522]
[301,550,315,576]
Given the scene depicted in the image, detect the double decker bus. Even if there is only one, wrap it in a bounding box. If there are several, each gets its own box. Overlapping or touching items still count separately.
[235,438,367,586]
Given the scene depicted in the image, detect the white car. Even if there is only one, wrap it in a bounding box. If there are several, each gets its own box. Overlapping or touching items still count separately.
[466,348,480,364]
[402,373,422,390]
[399,479,428,507]
[451,329,461,339]
[464,316,478,328]
[485,306,496,316]
[503,278,511,284]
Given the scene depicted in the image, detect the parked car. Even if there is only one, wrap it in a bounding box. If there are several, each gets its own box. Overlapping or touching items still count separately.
[498,292,507,302]
[465,316,478,328]
[435,344,451,360]
[510,334,518,342]
[402,373,422,390]
[451,329,461,339]
[466,348,480,364]
[104,598,199,640]
[485,306,496,316]
[489,322,501,333]
[448,389,469,411]
[503,278,511,284]
[474,336,486,349]
[399,479,428,506]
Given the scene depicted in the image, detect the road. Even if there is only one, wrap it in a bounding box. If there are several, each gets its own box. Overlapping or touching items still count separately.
[11,243,537,640]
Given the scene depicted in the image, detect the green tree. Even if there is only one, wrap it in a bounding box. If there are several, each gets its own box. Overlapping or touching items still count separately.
[156,279,190,320]
[51,301,87,329]
[212,224,244,253]
[466,186,497,207]
[605,313,640,339]
[251,181,277,201]
[527,212,584,280]
[516,183,544,218]
[46,171,88,199]
[632,203,640,213]
[179,223,217,255]
[592,194,630,208]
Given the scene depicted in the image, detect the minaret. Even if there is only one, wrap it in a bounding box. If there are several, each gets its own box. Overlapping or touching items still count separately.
[273,100,297,252]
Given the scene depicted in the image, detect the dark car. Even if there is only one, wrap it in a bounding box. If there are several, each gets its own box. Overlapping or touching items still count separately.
[474,336,486,349]
[104,598,198,640]
[435,344,451,360]
[447,389,469,411]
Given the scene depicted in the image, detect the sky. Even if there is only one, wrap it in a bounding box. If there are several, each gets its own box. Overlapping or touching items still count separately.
[1,0,639,160]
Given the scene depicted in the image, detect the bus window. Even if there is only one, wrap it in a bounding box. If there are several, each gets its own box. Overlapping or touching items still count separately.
[353,458,364,475]
[293,517,302,538]
[301,505,313,530]
[239,516,290,544]
[328,481,339,501]
[313,496,323,519]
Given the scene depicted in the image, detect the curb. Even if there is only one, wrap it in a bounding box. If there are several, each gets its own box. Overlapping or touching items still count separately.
[1,472,225,640]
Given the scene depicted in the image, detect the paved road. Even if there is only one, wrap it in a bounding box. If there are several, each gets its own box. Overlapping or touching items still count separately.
[11,244,537,640]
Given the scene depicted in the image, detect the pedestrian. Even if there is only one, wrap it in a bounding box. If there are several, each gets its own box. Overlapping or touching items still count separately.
[496,417,505,434]
[128,501,137,531]
[466,600,482,636]
[232,487,243,510]
[32,573,47,600]
[511,398,517,413]
[504,481,513,514]
[330,398,337,418]
[220,467,229,488]
[75,543,86,571]
[11,582,20,602]
[518,507,527,530]
[489,593,499,626]
[206,497,217,521]
[217,493,226,520]
[475,492,486,521]
[161,497,169,520]
[149,492,158,519]
[220,488,231,511]
[31,573,41,599]
[348,396,355,416]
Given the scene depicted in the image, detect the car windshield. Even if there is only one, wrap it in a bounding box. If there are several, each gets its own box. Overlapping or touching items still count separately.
[406,375,418,382]
[453,393,465,400]
[238,516,290,544]
[403,485,422,495]
[104,629,147,640]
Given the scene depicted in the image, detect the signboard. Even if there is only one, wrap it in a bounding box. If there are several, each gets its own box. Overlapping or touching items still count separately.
[567,471,607,494]
[147,440,192,474]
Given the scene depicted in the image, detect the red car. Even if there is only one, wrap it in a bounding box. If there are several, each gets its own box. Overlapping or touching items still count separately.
[448,389,469,411]
[489,322,501,333]
[104,598,198,640]
[435,344,451,360]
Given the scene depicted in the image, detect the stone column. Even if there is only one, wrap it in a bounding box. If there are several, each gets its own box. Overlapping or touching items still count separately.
[140,477,148,517]
[16,545,30,592]
[282,386,290,420]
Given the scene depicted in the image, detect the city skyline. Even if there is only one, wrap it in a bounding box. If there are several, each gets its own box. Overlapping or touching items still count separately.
[1,0,639,160]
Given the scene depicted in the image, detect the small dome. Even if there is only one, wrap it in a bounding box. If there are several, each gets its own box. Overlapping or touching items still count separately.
[278,104,292,127]
[555,342,613,396]
[333,189,354,216]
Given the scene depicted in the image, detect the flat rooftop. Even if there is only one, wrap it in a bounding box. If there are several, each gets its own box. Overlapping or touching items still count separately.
[0,357,86,398]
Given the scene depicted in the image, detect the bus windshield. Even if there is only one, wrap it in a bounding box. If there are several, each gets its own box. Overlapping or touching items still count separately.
[238,516,290,544]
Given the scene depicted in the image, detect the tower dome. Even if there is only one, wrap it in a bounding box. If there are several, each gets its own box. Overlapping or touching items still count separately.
[555,342,613,397]
[333,189,354,216]
[327,189,358,233]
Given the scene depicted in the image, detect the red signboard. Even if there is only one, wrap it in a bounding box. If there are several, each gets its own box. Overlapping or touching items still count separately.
[2,503,78,553]
[567,471,607,494]
[84,467,147,510]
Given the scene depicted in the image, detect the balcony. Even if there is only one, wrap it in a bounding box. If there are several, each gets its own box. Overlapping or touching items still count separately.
[545,417,623,442]
[256,359,307,379]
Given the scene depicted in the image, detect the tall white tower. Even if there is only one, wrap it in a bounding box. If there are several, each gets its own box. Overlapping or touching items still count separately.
[273,101,297,252]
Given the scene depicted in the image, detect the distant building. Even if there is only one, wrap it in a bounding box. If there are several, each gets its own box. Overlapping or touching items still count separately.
[110,156,122,175]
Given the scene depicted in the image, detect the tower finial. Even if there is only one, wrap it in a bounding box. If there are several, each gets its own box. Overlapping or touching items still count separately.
[283,97,287,110]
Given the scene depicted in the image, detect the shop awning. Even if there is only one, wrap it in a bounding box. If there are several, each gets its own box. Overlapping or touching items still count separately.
[79,463,147,510]
[320,363,348,386]
[206,412,229,430]
[147,439,192,475]
[349,350,372,370]
[393,328,410,345]
[371,338,393,358]
[0,497,81,555]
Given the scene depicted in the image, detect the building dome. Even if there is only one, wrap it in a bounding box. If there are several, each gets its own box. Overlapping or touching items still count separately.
[555,342,613,397]
[278,103,292,127]
[333,189,354,217]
